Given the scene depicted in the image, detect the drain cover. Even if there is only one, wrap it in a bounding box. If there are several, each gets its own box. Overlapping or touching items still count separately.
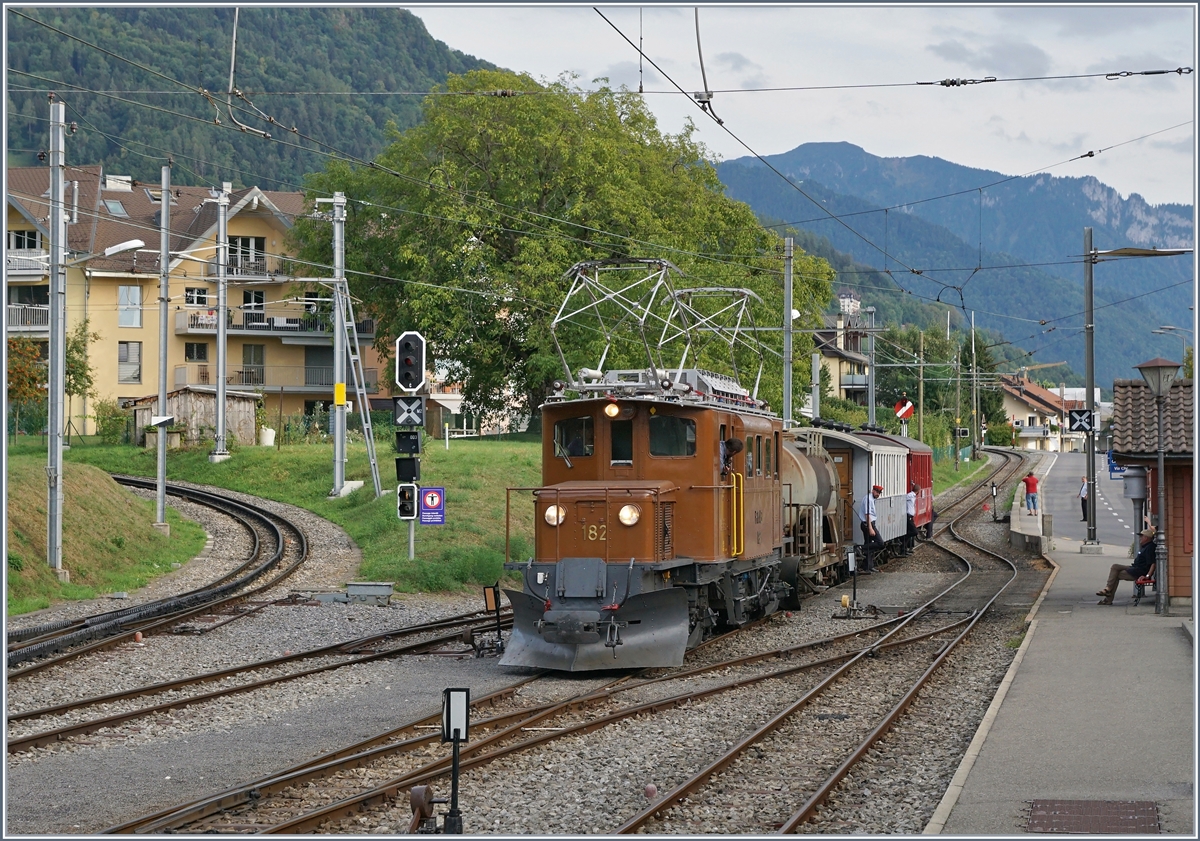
[1026,800,1160,833]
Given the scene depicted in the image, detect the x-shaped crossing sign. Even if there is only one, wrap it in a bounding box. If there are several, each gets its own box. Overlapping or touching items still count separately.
[1068,409,1094,432]
[394,395,426,426]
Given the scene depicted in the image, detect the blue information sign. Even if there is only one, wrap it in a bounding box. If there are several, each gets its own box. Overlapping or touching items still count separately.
[419,486,446,525]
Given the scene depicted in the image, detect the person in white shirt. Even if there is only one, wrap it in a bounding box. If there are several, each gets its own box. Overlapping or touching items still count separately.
[1079,476,1088,521]
[858,484,884,573]
[903,482,918,556]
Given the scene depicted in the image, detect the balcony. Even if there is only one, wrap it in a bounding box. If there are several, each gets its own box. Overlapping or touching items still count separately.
[175,308,375,340]
[7,304,49,333]
[173,363,379,393]
[6,249,48,277]
[206,257,271,279]
[840,374,868,388]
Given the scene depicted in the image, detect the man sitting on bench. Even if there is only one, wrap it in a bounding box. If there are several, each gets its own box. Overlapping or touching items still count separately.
[1097,527,1157,605]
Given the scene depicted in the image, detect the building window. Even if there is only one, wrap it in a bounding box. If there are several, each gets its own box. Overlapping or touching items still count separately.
[118,341,141,383]
[118,285,142,327]
[241,344,265,385]
[103,199,128,217]
[185,342,208,362]
[1027,415,1037,427]
[8,230,41,249]
[243,289,265,326]
[184,287,209,307]
[229,236,267,274]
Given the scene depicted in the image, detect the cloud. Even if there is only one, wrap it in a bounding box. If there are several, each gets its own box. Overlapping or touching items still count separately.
[714,51,758,73]
[927,40,974,64]
[595,60,662,91]
[927,37,1051,77]
[992,7,1185,37]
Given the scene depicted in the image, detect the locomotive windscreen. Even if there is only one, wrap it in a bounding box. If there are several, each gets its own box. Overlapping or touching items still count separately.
[555,416,594,456]
[648,415,696,456]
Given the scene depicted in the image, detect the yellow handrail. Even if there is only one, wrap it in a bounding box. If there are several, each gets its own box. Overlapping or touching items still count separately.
[732,472,744,556]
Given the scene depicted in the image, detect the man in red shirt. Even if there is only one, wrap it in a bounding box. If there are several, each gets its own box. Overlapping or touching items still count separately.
[1021,471,1039,515]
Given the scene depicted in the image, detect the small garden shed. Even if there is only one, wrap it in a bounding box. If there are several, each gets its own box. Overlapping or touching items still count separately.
[127,386,260,447]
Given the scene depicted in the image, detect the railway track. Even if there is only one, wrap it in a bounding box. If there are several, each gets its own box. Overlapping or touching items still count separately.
[7,477,310,676]
[6,608,515,755]
[106,455,1025,835]
[10,451,1038,835]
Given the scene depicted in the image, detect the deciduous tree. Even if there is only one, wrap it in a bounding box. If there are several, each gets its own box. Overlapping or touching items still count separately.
[291,69,833,421]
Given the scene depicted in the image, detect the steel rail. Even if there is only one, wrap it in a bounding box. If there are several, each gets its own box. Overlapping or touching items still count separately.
[615,457,1021,834]
[7,481,310,676]
[775,487,1021,832]
[8,478,270,647]
[98,681,543,834]
[7,616,515,754]
[258,614,974,834]
[9,608,512,725]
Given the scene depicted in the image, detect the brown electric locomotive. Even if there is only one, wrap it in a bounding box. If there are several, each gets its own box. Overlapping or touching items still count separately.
[501,368,793,671]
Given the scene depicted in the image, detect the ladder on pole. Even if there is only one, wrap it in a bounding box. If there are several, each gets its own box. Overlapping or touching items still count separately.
[336,281,382,497]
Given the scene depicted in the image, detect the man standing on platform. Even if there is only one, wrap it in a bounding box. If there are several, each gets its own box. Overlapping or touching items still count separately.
[1079,476,1088,521]
[1022,471,1039,516]
[858,484,884,573]
[1097,528,1157,604]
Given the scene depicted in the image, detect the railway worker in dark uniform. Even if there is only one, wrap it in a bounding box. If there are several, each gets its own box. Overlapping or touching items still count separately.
[903,481,918,556]
[858,484,885,573]
[720,436,743,477]
[1097,527,1156,604]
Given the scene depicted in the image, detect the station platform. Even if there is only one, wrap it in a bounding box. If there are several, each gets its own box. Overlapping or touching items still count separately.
[925,520,1195,834]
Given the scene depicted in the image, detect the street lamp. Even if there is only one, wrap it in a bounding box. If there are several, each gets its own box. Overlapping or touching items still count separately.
[1134,356,1181,615]
[1081,233,1193,551]
[44,238,145,573]
[1152,329,1189,363]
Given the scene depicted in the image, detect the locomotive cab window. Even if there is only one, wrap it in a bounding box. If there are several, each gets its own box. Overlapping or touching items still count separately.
[649,415,695,457]
[554,416,594,457]
[611,420,633,464]
[744,436,754,477]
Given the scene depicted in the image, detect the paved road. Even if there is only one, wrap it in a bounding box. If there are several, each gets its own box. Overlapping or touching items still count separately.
[1039,451,1141,551]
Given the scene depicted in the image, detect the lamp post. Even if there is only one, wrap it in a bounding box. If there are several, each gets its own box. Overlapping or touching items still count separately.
[1082,236,1192,551]
[1154,325,1192,367]
[1135,357,1180,615]
[42,236,145,573]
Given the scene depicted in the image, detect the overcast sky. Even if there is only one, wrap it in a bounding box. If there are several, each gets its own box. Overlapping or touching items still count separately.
[406,4,1196,208]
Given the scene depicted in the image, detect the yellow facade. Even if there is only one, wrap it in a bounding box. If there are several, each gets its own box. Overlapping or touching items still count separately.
[7,171,382,438]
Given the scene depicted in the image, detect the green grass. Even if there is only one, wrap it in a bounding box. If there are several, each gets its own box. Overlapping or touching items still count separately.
[932,451,990,495]
[40,433,542,597]
[6,452,208,615]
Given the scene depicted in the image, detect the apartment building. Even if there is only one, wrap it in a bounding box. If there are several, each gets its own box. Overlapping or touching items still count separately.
[7,165,383,439]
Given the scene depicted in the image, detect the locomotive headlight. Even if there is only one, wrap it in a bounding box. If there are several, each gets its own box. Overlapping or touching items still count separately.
[618,504,641,526]
[604,402,621,418]
[544,505,566,526]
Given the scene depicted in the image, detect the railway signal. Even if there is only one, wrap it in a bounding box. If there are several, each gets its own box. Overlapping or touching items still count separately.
[395,331,426,393]
[397,484,418,520]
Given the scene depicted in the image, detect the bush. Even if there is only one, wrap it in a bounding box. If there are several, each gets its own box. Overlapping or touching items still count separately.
[92,399,130,444]
[7,552,24,572]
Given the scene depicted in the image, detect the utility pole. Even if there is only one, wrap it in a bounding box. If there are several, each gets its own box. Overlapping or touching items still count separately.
[209,184,231,463]
[955,343,962,472]
[46,96,66,574]
[810,353,820,421]
[782,237,793,428]
[971,311,978,458]
[155,163,171,529]
[1083,227,1099,550]
[918,330,925,441]
[866,306,876,426]
[330,192,347,496]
